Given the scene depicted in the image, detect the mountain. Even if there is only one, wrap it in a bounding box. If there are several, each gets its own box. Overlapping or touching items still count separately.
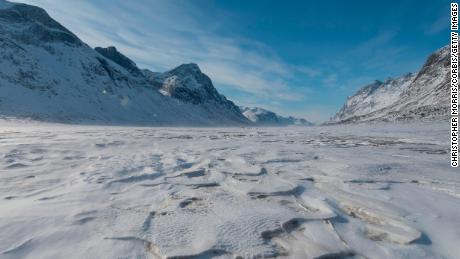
[330,74,415,122]
[0,0,249,126]
[330,45,449,123]
[240,106,313,126]
[141,64,245,121]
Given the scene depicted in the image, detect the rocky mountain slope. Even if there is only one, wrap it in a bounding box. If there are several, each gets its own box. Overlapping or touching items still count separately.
[330,45,449,123]
[331,74,415,122]
[95,46,142,76]
[0,0,249,126]
[141,64,244,119]
[240,106,313,126]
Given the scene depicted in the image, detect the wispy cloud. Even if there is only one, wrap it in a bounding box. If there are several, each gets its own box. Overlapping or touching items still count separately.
[350,31,408,70]
[322,73,338,87]
[426,14,449,35]
[295,66,322,78]
[352,31,397,55]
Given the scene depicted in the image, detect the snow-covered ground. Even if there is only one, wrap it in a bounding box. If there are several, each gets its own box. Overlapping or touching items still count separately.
[0,121,458,259]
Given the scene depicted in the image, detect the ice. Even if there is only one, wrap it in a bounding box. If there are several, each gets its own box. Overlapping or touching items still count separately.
[0,121,459,258]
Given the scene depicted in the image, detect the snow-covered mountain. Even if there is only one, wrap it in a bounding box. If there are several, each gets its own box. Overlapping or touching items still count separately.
[141,64,244,119]
[0,0,249,126]
[330,45,449,123]
[330,74,415,122]
[240,106,313,126]
[95,46,143,77]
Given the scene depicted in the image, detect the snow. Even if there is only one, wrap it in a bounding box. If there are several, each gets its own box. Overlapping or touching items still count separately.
[0,38,247,125]
[331,45,449,123]
[0,120,458,259]
[331,74,415,122]
[240,106,313,126]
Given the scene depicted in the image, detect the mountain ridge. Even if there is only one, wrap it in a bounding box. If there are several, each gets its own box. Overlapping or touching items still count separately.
[240,106,313,126]
[329,45,449,124]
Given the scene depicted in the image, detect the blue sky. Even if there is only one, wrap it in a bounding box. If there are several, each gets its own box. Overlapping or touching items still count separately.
[14,0,449,122]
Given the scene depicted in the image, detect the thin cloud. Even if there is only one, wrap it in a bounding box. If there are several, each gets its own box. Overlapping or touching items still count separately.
[353,31,397,56]
[426,14,449,35]
[322,74,338,87]
[295,66,322,78]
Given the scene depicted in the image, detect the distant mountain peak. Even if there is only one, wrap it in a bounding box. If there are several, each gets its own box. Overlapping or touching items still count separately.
[170,63,201,74]
[142,63,225,105]
[240,106,313,126]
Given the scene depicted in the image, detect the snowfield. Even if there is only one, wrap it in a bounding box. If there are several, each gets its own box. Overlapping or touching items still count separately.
[0,121,458,259]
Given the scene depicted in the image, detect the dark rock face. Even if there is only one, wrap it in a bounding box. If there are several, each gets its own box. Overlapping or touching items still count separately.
[141,69,163,89]
[95,46,142,76]
[159,64,221,105]
[0,3,81,45]
[143,64,234,105]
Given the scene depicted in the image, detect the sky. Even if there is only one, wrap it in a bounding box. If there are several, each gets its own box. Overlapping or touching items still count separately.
[13,0,450,123]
